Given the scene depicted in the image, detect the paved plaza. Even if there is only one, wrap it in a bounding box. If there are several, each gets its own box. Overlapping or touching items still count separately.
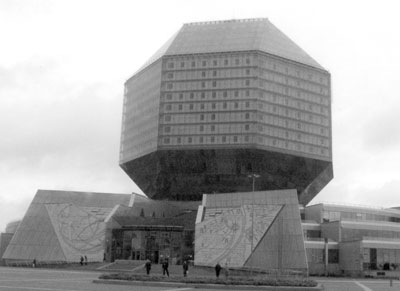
[0,267,400,291]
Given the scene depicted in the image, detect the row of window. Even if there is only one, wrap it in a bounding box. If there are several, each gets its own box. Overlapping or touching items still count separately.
[260,70,328,95]
[164,54,328,86]
[161,124,326,146]
[258,114,328,137]
[163,112,252,123]
[163,124,252,134]
[160,135,329,157]
[321,211,400,223]
[165,79,253,90]
[166,56,253,70]
[166,68,252,80]
[258,55,329,85]
[164,101,252,112]
[162,135,251,145]
[163,90,251,101]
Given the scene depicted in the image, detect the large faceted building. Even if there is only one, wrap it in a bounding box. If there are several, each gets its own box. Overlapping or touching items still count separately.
[120,18,332,204]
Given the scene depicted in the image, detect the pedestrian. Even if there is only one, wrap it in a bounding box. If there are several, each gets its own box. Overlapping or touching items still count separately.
[80,256,84,266]
[183,260,189,277]
[32,258,36,268]
[224,262,229,279]
[162,259,169,277]
[215,262,221,278]
[145,259,151,275]
[84,255,88,265]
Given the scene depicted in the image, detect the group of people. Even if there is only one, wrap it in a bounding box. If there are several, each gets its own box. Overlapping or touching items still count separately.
[144,259,189,277]
[79,255,88,265]
[144,259,226,279]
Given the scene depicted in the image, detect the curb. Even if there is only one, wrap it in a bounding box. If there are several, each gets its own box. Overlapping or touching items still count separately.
[93,279,323,290]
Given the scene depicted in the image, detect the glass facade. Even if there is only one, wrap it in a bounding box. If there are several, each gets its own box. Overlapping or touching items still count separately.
[120,61,162,164]
[363,248,400,271]
[158,52,331,161]
[111,227,194,264]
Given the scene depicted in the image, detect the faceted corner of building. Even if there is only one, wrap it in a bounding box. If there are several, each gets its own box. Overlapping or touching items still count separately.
[194,190,308,272]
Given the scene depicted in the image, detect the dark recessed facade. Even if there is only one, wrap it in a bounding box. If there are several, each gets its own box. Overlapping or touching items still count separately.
[120,18,333,204]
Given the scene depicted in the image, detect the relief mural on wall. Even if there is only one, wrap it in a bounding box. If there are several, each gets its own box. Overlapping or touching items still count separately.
[46,204,111,261]
[195,204,282,266]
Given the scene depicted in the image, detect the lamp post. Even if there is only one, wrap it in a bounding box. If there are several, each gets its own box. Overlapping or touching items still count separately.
[247,173,259,275]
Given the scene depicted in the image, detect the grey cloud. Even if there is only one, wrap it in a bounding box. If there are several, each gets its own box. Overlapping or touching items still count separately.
[362,103,400,153]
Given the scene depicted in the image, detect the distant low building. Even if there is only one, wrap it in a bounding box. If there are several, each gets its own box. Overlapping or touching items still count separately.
[303,203,400,277]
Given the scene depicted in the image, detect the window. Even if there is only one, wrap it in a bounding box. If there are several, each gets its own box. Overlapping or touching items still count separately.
[202,60,207,66]
[246,69,250,75]
[211,125,215,131]
[245,80,250,86]
[178,104,183,111]
[212,92,216,98]
[234,102,239,109]
[213,70,217,77]
[211,114,216,120]
[180,61,185,68]
[189,104,194,110]
[235,59,239,65]
[211,136,215,143]
[166,94,172,100]
[164,126,171,133]
[212,103,216,109]
[190,93,194,99]
[188,137,192,143]
[164,137,170,144]
[165,115,171,122]
[246,90,250,97]
[245,101,250,108]
[212,81,216,87]
[199,137,203,143]
[167,83,173,89]
[167,73,173,79]
[213,60,218,66]
[223,91,228,98]
[200,114,204,121]
[233,136,238,142]
[201,71,206,77]
[245,124,250,131]
[166,104,171,111]
[168,62,174,69]
[201,82,206,88]
[224,59,228,65]
[177,137,181,143]
[191,61,196,67]
[179,93,183,99]
[223,102,227,109]
[245,135,249,142]
[200,125,204,132]
[245,113,250,119]
[246,58,250,64]
[234,91,239,97]
[201,92,205,99]
[222,136,226,143]
[200,104,205,110]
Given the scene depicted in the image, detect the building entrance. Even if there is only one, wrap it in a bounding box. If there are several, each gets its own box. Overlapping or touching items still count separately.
[111,226,184,264]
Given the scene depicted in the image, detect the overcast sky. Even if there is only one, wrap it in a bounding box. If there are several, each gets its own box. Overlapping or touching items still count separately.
[1,0,400,231]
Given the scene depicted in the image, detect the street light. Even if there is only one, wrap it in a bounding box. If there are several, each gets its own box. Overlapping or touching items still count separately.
[247,174,260,192]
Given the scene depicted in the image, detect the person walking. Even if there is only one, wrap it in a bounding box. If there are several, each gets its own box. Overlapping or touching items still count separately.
[182,260,189,277]
[145,259,152,275]
[215,262,221,278]
[84,255,88,265]
[162,259,169,277]
[80,256,84,266]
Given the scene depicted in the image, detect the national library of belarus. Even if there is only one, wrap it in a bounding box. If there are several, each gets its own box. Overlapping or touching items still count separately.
[2,18,400,277]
